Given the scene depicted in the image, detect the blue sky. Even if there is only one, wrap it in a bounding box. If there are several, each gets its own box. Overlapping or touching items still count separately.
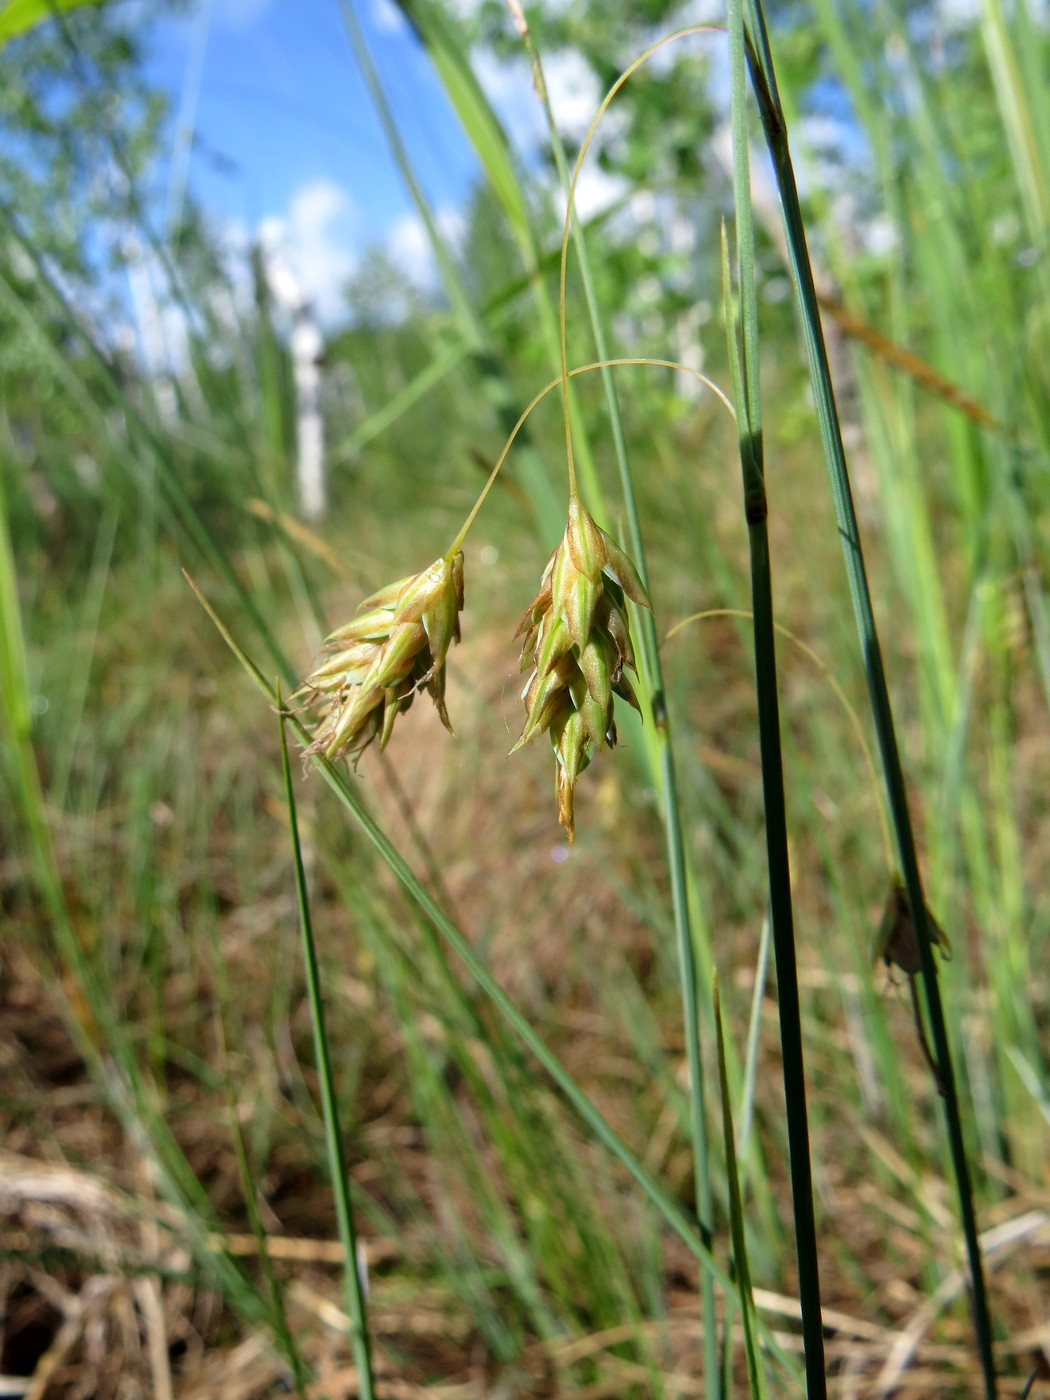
[137,0,631,323]
[143,0,489,318]
[132,0,884,341]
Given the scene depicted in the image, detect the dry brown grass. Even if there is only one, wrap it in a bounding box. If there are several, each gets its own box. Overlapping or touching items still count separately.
[3,572,1050,1398]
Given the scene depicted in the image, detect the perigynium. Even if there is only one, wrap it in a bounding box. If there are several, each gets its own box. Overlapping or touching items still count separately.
[298,551,464,763]
[513,495,649,841]
[873,875,951,1095]
[874,875,950,977]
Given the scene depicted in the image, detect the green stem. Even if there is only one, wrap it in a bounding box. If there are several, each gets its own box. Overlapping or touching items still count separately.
[279,707,376,1398]
[747,511,828,1400]
[445,357,733,560]
[742,3,997,1394]
[727,1,826,1387]
[533,30,722,1385]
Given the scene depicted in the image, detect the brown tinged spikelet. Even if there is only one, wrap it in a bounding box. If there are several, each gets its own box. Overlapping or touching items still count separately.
[874,875,951,977]
[297,551,464,763]
[512,495,650,842]
[874,875,951,1096]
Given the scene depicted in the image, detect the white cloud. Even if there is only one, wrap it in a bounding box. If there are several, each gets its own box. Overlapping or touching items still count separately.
[798,113,850,152]
[123,233,189,379]
[470,44,631,221]
[543,49,601,142]
[213,0,274,31]
[670,0,725,23]
[470,47,608,151]
[384,206,467,291]
[258,179,359,322]
[864,214,898,257]
[557,162,629,221]
[385,213,431,283]
[470,48,548,152]
[935,0,981,28]
[370,0,409,32]
[644,12,721,79]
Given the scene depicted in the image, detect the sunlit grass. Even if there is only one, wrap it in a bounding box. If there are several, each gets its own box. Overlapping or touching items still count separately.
[1,1,1047,1395]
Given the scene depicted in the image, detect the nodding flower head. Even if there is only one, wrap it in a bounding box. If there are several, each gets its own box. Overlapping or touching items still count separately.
[513,497,649,842]
[298,552,464,764]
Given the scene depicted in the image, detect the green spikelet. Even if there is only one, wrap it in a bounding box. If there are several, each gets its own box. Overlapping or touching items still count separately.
[299,552,464,764]
[513,498,648,841]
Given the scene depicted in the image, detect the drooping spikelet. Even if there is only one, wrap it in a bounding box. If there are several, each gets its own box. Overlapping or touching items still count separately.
[513,496,649,841]
[299,552,464,763]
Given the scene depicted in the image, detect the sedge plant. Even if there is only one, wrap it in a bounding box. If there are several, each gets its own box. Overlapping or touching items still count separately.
[723,0,827,1388]
[8,3,1033,1390]
[188,560,806,1393]
[740,0,998,1392]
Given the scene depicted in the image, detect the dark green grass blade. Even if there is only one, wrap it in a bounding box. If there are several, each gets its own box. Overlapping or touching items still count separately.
[740,3,997,1394]
[278,702,376,1398]
[725,1,827,1388]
